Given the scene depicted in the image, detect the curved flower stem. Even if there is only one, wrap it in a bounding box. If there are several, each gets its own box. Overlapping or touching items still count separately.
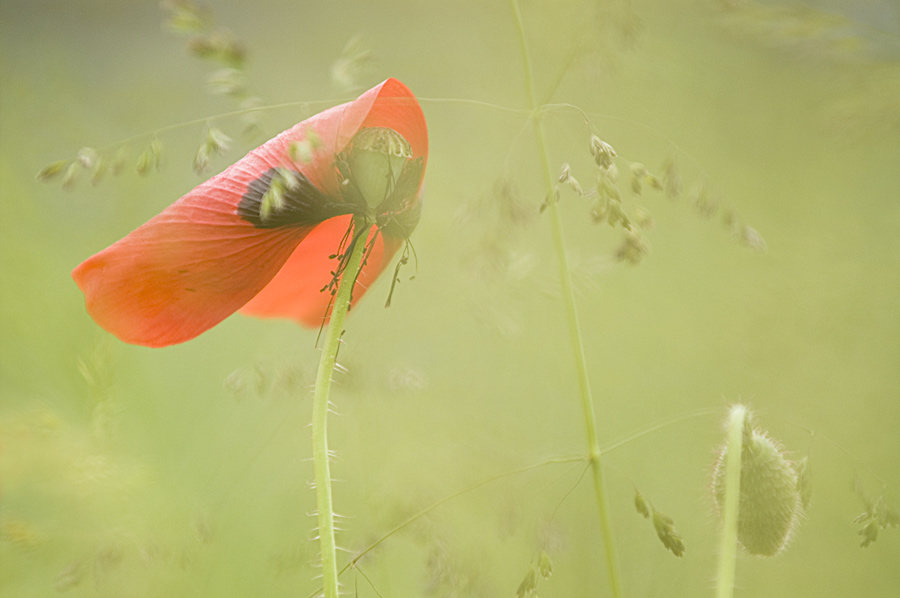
[311,216,370,598]
[716,405,747,598]
[507,1,622,596]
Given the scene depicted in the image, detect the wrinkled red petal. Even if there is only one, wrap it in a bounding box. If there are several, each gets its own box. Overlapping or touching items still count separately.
[73,78,426,347]
[238,78,426,326]
[273,77,428,198]
[357,78,428,167]
[72,172,315,347]
[239,216,403,326]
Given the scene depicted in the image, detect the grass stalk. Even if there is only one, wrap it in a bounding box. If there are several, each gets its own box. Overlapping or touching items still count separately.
[311,217,370,598]
[716,405,747,598]
[507,1,622,596]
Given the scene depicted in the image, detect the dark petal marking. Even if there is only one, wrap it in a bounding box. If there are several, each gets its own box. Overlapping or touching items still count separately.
[334,154,369,211]
[238,168,356,229]
[377,157,424,238]
[383,157,424,213]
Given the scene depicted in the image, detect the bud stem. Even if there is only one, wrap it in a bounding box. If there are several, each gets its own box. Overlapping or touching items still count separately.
[311,217,371,598]
[717,405,748,598]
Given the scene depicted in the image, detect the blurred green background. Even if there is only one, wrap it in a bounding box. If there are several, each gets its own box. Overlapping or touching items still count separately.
[2,0,899,596]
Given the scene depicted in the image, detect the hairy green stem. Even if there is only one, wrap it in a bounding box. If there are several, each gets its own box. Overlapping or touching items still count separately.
[507,1,622,596]
[311,218,370,598]
[716,405,747,598]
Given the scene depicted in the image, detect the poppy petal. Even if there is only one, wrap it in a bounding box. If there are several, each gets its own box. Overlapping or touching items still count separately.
[356,78,428,165]
[72,173,317,347]
[237,78,426,325]
[73,78,426,346]
[239,216,402,326]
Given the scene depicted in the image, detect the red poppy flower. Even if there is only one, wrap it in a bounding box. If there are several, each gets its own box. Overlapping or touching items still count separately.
[72,78,427,347]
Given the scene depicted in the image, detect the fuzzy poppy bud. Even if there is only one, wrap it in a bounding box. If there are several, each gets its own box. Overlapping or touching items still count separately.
[713,423,805,556]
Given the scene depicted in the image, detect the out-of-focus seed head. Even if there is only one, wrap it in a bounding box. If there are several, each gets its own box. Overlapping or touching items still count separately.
[590,135,617,169]
[615,229,648,265]
[537,550,553,579]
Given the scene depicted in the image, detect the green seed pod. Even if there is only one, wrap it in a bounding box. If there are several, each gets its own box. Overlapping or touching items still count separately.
[346,127,411,209]
[713,426,804,557]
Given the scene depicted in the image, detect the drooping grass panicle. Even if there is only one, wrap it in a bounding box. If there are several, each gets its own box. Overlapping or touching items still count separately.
[331,34,376,92]
[853,477,900,548]
[633,489,686,557]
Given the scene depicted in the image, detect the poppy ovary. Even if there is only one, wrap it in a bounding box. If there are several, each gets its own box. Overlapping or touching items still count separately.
[339,127,415,215]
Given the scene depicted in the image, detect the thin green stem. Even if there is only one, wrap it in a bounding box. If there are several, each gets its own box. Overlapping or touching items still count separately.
[716,405,747,598]
[311,218,370,598]
[507,1,622,596]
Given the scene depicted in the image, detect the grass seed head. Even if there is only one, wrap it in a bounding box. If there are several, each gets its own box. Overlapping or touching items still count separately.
[77,146,98,169]
[111,146,128,176]
[633,205,654,229]
[630,162,648,194]
[652,510,685,557]
[537,550,553,579]
[90,158,107,186]
[634,490,651,518]
[590,135,617,169]
[740,224,767,252]
[615,229,649,265]
[62,161,80,190]
[150,138,163,170]
[516,566,537,598]
[663,157,682,198]
[135,149,152,176]
[36,160,69,182]
[289,139,313,164]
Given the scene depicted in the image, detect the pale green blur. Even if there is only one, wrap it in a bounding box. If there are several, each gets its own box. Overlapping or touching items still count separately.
[1,1,899,597]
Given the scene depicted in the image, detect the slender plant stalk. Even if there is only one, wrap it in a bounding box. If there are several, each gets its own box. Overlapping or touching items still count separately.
[311,217,370,598]
[507,1,622,596]
[716,406,746,598]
